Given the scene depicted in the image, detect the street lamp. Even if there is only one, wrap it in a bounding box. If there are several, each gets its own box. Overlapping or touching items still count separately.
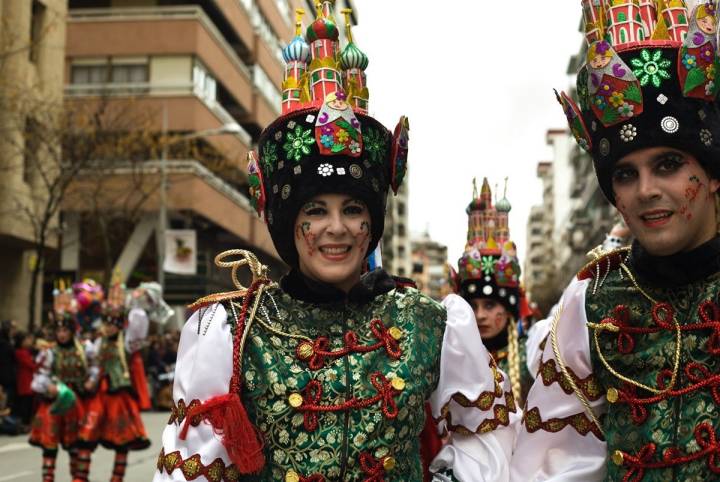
[157,115,247,290]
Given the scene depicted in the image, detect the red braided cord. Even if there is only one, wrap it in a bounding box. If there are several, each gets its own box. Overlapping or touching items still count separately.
[619,422,720,481]
[297,319,402,370]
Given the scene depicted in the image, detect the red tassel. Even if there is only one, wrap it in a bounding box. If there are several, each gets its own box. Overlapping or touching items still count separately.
[180,392,265,474]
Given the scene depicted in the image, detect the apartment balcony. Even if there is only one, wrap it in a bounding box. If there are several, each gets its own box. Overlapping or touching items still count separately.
[67,6,254,115]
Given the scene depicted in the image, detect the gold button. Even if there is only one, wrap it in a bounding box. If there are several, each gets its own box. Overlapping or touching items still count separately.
[612,450,624,466]
[391,377,406,391]
[297,342,314,360]
[285,469,300,482]
[607,387,619,404]
[383,456,396,471]
[288,393,303,408]
[388,327,403,340]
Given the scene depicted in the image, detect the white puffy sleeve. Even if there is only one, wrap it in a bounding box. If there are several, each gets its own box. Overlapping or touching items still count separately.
[31,348,54,395]
[428,294,520,482]
[125,307,150,353]
[154,303,235,481]
[511,278,607,481]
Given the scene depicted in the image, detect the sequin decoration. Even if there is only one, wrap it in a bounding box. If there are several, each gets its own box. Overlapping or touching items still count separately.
[619,124,637,142]
[281,184,291,199]
[700,128,713,146]
[661,116,679,134]
[599,138,611,156]
[317,163,333,177]
[657,93,668,105]
[349,164,363,179]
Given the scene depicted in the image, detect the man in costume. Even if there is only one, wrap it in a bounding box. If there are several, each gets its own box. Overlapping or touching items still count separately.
[76,290,150,482]
[29,285,99,482]
[154,3,519,481]
[452,178,533,404]
[512,1,720,480]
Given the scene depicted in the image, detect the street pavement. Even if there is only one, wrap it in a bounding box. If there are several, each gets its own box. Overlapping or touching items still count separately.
[0,411,167,481]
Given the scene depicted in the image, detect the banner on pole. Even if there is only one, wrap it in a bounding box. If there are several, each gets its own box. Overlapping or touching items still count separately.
[164,229,197,275]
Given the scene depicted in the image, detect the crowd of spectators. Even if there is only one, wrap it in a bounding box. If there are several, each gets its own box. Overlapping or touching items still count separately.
[0,319,181,436]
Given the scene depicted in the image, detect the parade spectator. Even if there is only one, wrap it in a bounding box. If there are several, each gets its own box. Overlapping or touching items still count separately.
[13,330,36,428]
[0,320,18,409]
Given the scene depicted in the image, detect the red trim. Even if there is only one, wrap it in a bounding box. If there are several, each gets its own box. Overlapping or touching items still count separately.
[617,422,720,482]
[295,373,400,432]
[296,319,402,370]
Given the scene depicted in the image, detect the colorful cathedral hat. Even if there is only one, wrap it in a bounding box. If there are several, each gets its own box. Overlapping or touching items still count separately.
[247,3,409,266]
[452,178,522,318]
[558,0,720,204]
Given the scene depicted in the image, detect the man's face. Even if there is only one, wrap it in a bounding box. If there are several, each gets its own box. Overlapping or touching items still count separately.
[612,147,720,256]
[469,297,510,340]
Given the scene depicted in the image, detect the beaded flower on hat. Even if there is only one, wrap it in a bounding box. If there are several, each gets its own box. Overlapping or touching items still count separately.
[453,178,522,316]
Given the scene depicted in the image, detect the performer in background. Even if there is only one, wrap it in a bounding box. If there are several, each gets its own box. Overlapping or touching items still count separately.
[513,1,720,480]
[76,292,150,482]
[451,178,533,404]
[30,286,99,482]
[154,3,519,481]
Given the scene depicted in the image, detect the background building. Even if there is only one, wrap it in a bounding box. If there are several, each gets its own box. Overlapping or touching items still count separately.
[0,0,68,327]
[411,230,448,300]
[382,183,411,278]
[523,33,617,316]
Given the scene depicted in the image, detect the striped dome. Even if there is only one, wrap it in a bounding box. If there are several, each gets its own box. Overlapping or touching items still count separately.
[340,42,368,70]
[282,35,310,63]
[306,17,339,42]
[496,196,511,213]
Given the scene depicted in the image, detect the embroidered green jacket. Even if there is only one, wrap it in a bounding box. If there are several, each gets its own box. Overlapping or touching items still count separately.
[587,251,720,481]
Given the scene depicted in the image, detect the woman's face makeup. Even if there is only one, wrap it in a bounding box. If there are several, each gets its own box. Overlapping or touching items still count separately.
[294,193,371,292]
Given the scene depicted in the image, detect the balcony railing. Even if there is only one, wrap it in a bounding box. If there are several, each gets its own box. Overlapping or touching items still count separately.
[69,6,253,80]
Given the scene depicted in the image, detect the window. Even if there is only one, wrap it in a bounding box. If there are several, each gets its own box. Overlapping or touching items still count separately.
[619,27,627,43]
[111,64,148,84]
[23,117,41,185]
[29,0,46,63]
[71,64,108,84]
[193,61,217,103]
[617,12,627,22]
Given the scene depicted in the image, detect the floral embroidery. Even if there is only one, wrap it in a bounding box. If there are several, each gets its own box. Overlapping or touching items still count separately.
[283,126,314,162]
[262,143,278,173]
[630,49,671,88]
[168,399,202,426]
[320,135,334,148]
[364,128,386,164]
[682,53,698,70]
[609,91,625,108]
[618,102,634,118]
[481,256,496,275]
[594,96,607,111]
[336,129,349,143]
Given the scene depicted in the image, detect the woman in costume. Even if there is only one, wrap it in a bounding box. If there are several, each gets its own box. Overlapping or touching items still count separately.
[75,304,150,482]
[154,4,519,482]
[513,1,720,480]
[452,178,533,404]
[29,287,99,482]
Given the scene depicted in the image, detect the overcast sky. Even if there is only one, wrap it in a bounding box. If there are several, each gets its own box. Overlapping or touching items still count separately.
[353,1,583,265]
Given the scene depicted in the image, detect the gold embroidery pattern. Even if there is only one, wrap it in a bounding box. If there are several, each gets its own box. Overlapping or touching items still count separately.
[156,448,240,481]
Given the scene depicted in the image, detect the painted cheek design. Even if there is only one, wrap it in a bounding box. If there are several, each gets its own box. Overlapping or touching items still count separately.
[296,222,317,255]
[685,175,704,204]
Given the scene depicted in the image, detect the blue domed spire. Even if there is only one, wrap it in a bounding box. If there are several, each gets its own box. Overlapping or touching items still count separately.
[282,35,310,63]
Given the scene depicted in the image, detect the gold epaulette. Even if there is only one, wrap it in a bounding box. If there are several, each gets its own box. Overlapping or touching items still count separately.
[188,289,247,312]
[577,246,630,282]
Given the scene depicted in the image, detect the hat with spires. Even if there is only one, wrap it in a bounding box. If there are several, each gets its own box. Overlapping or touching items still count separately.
[452,178,521,318]
[247,1,409,266]
[558,0,720,203]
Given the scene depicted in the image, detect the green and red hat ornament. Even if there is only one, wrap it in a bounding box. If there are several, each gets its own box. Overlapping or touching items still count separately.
[559,0,720,203]
[247,2,410,266]
[451,178,522,318]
